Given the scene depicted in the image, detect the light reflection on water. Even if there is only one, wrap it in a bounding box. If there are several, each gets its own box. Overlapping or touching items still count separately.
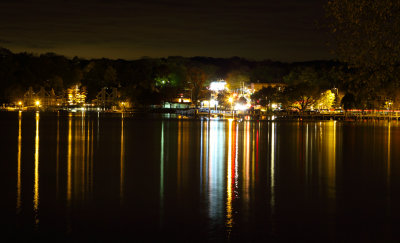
[16,111,22,214]
[5,113,400,241]
[120,113,125,204]
[33,112,39,227]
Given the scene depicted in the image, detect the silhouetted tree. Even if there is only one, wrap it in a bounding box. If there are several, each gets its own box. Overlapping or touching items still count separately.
[186,67,207,108]
[326,0,400,108]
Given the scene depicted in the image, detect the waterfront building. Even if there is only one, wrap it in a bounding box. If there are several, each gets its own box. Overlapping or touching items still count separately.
[23,87,64,107]
[250,82,286,92]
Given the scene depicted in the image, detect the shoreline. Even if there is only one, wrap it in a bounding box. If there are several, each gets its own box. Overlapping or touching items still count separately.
[2,109,400,122]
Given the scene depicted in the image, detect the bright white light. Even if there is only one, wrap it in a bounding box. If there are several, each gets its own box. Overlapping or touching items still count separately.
[209,81,226,91]
[235,104,248,111]
[210,99,218,107]
[271,103,278,109]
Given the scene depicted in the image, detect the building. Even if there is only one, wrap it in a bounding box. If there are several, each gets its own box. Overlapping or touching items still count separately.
[93,87,120,109]
[250,82,287,92]
[23,87,64,107]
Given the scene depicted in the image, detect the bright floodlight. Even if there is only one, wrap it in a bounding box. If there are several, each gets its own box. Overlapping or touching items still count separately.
[209,81,226,91]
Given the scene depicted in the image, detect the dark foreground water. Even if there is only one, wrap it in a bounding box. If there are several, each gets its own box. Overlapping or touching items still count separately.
[1,111,400,242]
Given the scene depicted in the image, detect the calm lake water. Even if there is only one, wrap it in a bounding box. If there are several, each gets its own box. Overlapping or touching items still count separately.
[1,111,400,241]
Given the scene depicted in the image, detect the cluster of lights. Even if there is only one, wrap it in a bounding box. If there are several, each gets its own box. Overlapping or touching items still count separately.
[67,85,86,105]
[234,103,250,111]
[209,81,227,91]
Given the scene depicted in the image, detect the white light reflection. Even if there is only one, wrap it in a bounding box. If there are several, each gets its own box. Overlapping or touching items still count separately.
[208,120,225,227]
[270,122,276,212]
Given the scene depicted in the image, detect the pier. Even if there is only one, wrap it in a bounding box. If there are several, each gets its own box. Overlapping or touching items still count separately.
[175,109,400,121]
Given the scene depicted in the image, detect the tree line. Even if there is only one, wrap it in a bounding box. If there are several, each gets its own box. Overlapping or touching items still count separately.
[0,47,342,108]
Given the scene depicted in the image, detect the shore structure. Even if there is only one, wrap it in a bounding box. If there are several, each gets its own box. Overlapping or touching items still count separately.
[2,105,400,122]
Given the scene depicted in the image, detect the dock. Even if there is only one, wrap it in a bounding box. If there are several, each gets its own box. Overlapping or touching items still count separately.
[175,109,400,121]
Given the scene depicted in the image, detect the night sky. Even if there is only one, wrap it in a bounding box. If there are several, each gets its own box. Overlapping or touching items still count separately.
[0,0,332,62]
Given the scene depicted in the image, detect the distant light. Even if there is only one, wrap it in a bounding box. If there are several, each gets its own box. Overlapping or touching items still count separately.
[210,81,226,91]
[271,103,278,109]
[18,101,22,106]
[35,100,40,106]
[228,97,233,103]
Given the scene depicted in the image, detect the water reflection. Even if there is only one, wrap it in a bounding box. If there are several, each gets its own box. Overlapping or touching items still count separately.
[120,113,125,204]
[208,120,225,227]
[34,112,39,227]
[67,114,72,207]
[66,113,72,233]
[16,111,22,214]
[160,120,165,227]
[68,113,94,205]
[226,119,234,235]
[56,113,60,198]
[200,120,209,193]
[10,113,400,241]
[243,122,250,207]
[270,122,276,212]
[325,121,336,199]
[387,122,391,185]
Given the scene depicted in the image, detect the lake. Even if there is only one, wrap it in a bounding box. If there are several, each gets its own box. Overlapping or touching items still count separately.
[1,111,400,241]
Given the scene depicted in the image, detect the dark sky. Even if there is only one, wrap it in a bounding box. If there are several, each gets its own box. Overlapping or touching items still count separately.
[0,0,332,62]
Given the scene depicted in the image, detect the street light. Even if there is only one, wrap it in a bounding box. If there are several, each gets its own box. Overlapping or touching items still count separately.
[35,100,40,110]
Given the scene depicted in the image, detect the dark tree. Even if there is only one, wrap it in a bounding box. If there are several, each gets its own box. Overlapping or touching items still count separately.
[326,0,400,108]
[251,87,281,109]
[186,67,207,108]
